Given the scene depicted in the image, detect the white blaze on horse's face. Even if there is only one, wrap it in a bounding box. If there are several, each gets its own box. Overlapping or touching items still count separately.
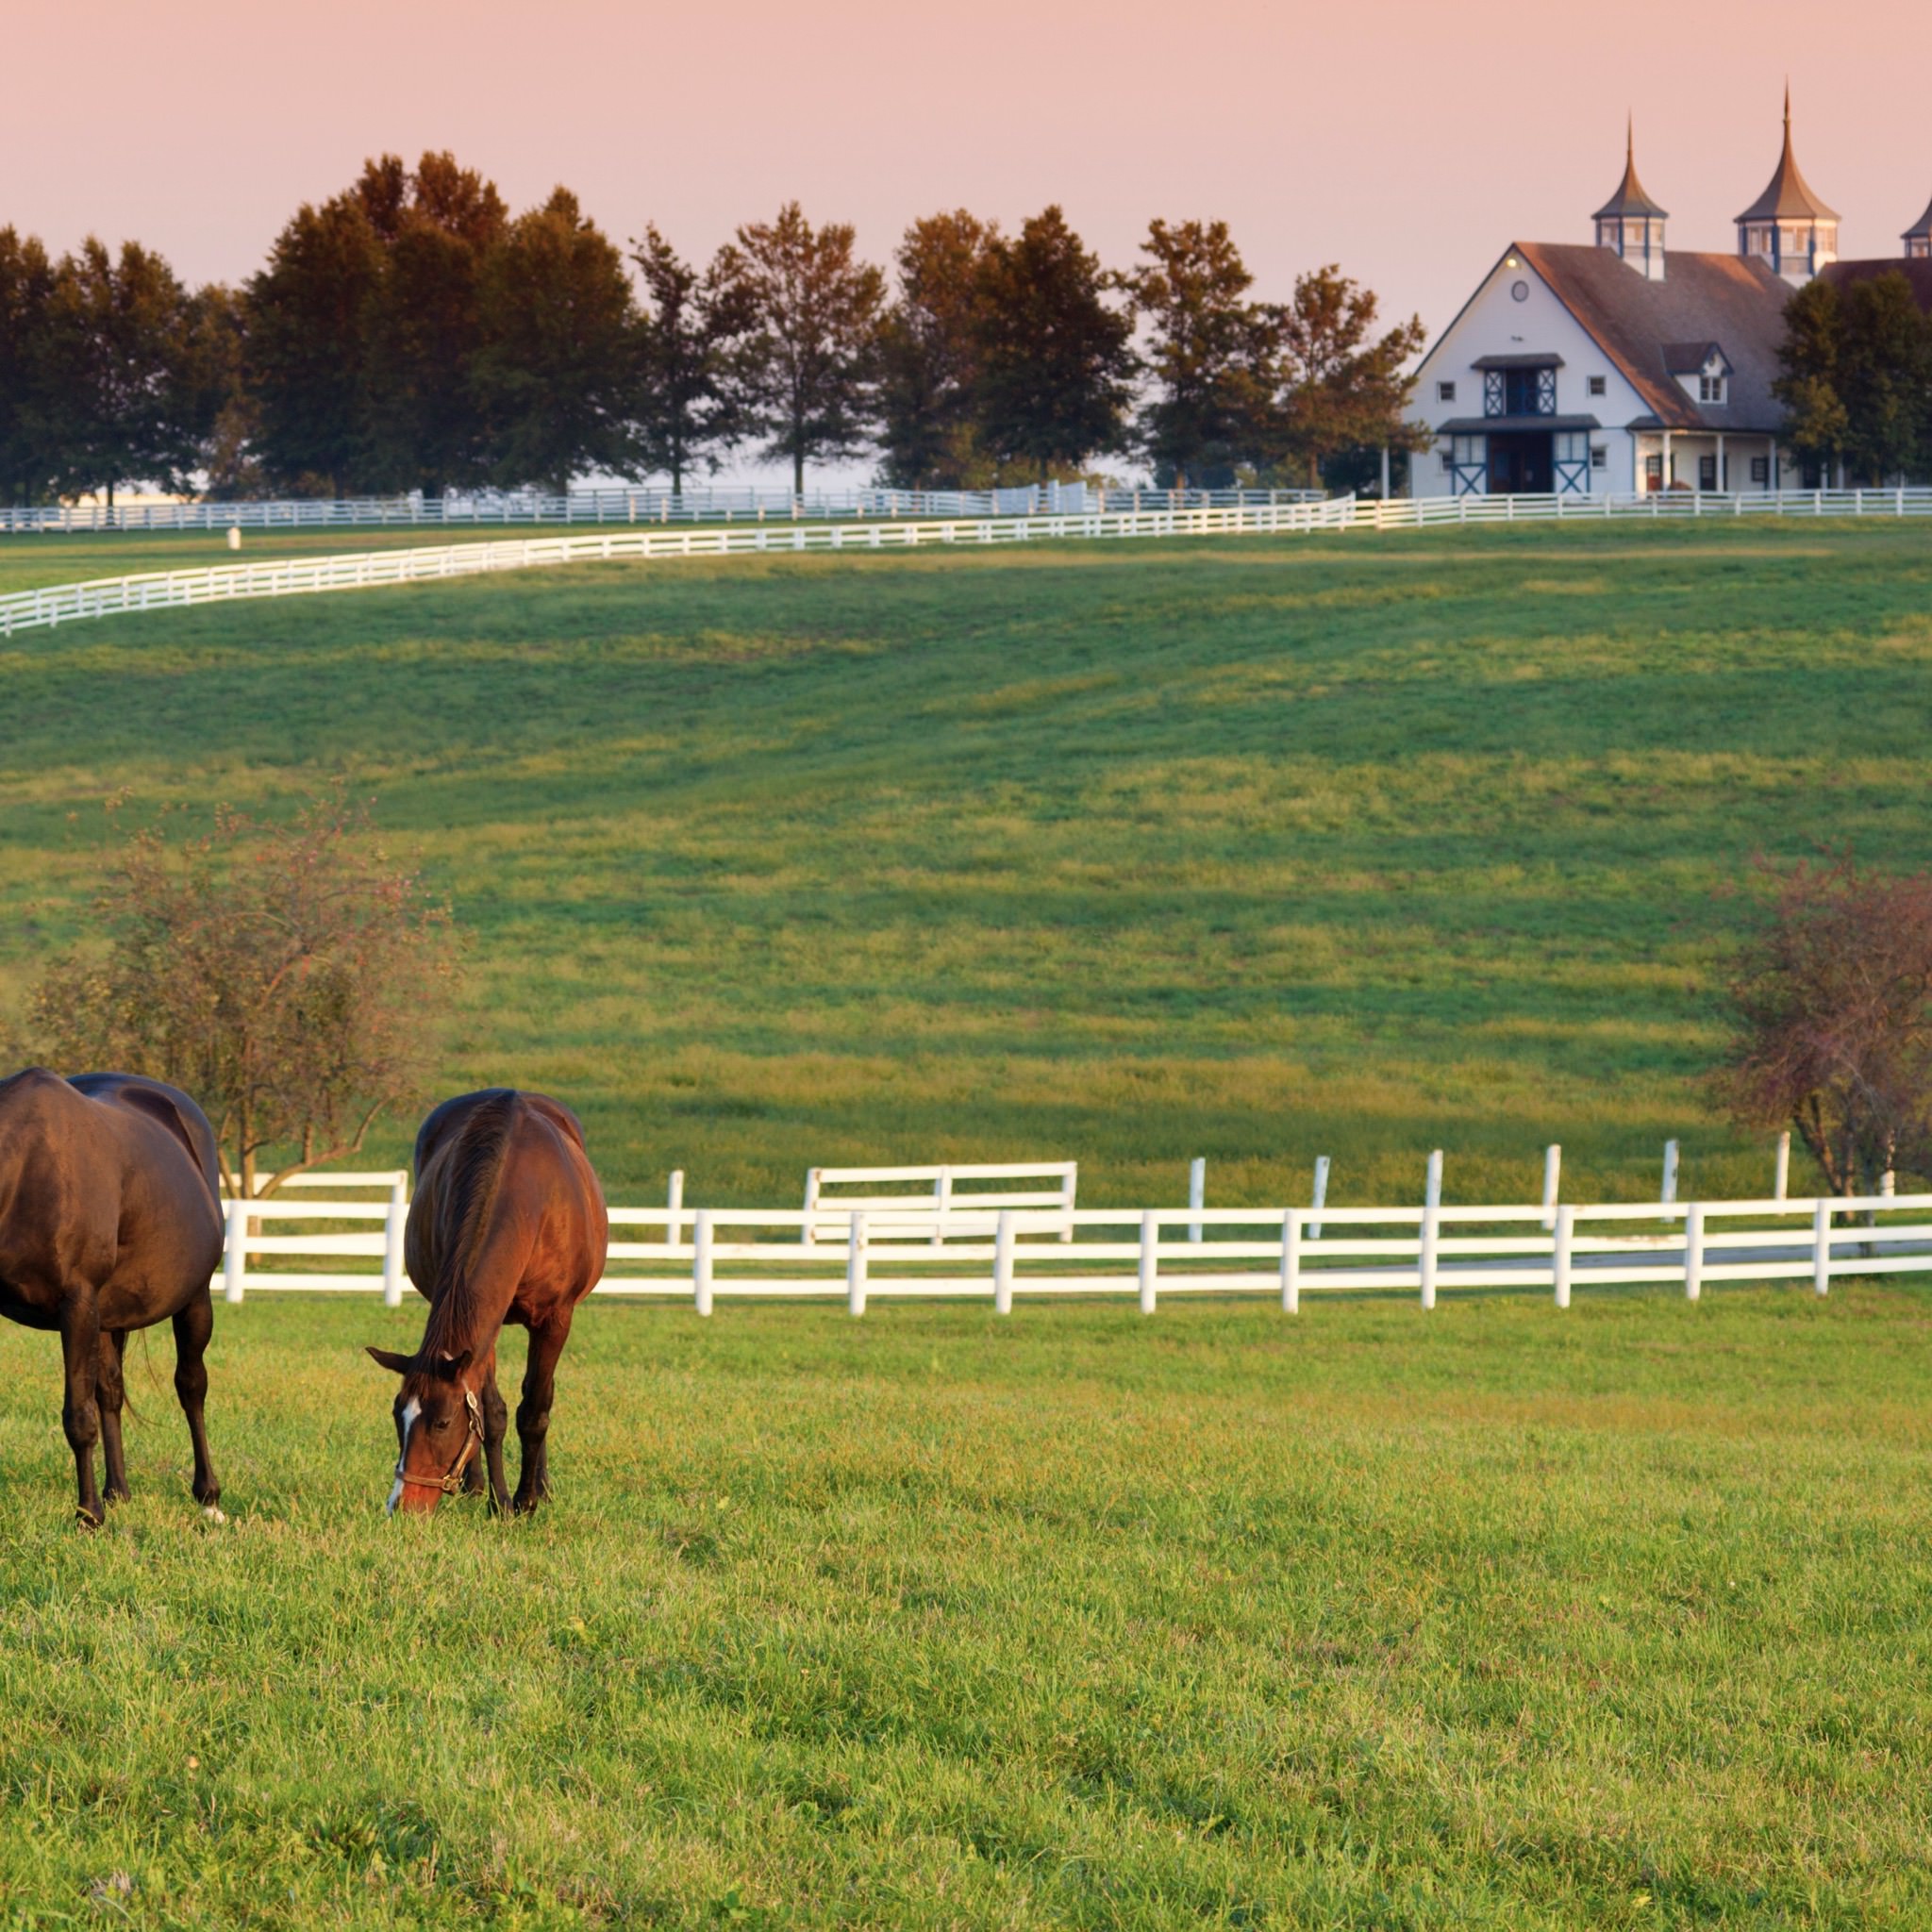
[387,1396,421,1515]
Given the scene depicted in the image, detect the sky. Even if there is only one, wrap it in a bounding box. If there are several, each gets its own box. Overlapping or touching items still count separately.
[6,0,1929,478]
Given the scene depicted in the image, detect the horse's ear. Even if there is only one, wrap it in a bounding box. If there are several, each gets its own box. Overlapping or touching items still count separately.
[365,1345,414,1375]
[433,1349,473,1379]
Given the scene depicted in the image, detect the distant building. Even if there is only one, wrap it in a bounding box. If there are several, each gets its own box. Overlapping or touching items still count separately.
[1410,96,1932,497]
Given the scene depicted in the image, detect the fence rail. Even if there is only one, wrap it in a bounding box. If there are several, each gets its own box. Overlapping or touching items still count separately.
[215,1187,1932,1312]
[0,483,1324,537]
[0,499,1357,638]
[8,486,1930,641]
[1365,486,1932,529]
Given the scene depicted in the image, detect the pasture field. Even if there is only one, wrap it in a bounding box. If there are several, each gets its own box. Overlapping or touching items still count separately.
[5,518,1931,1208]
[0,1287,1925,1928]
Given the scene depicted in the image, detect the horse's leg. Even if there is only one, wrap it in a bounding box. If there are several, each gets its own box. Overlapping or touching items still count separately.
[512,1310,575,1515]
[58,1289,104,1527]
[477,1349,512,1515]
[171,1286,223,1520]
[96,1329,130,1506]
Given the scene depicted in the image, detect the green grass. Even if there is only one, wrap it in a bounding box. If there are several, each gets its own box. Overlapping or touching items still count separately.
[5,519,1930,1208]
[0,1287,1926,1928]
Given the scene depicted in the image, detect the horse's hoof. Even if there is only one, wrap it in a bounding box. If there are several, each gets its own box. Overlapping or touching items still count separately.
[74,1507,103,1531]
[201,1505,227,1526]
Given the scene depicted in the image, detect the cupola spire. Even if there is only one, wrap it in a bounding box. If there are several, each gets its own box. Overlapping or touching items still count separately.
[1592,116,1668,279]
[1736,87,1840,283]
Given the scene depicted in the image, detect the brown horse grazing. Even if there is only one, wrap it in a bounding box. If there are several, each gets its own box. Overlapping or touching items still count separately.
[0,1067,225,1526]
[366,1089,606,1517]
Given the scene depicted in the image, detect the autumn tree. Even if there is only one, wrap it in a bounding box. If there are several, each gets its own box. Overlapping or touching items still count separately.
[1126,217,1278,489]
[1272,266,1426,489]
[974,207,1135,481]
[716,203,885,493]
[473,189,641,494]
[1717,855,1932,1198]
[876,210,999,490]
[630,225,754,491]
[30,797,461,1201]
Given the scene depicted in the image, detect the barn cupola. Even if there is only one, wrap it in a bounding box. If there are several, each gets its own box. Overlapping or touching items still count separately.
[1905,192,1932,260]
[1735,88,1840,283]
[1593,118,1669,280]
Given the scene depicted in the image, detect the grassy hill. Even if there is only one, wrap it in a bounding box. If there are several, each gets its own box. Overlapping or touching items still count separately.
[4,518,1929,1208]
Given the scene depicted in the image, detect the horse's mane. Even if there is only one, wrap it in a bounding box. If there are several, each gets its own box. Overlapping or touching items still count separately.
[422,1089,522,1353]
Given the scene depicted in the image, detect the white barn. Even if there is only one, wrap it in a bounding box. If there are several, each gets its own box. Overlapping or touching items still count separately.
[1408,98,1926,499]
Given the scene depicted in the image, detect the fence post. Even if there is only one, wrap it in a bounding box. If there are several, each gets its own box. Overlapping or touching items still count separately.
[1683,1203,1704,1302]
[223,1195,247,1304]
[1188,1157,1205,1242]
[801,1167,820,1246]
[1553,1203,1574,1308]
[666,1168,685,1244]
[1280,1209,1302,1314]
[846,1210,868,1317]
[1811,1199,1831,1296]
[1059,1164,1075,1242]
[1420,1150,1442,1308]
[994,1209,1014,1315]
[1541,1143,1560,1231]
[1138,1212,1158,1314]
[1774,1131,1790,1201]
[933,1166,952,1248]
[1661,1140,1679,1206]
[693,1209,714,1318]
[382,1175,408,1307]
[1309,1156,1330,1240]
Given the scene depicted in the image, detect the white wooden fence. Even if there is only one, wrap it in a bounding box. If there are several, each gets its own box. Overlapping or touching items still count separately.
[215,1185,1932,1312]
[0,498,1356,639]
[9,486,1930,642]
[1357,486,1932,530]
[800,1161,1078,1245]
[0,483,1322,536]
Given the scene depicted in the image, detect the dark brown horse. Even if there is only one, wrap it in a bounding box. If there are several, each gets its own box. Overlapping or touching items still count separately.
[367,1089,606,1516]
[0,1067,225,1525]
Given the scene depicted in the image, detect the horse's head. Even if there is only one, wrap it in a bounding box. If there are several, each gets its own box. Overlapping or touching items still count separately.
[365,1345,478,1515]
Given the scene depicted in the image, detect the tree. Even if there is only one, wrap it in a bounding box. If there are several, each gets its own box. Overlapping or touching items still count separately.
[1838,272,1932,484]
[716,203,884,494]
[1774,278,1849,485]
[42,238,203,507]
[30,797,461,1201]
[630,225,753,492]
[1126,218,1279,490]
[876,210,999,490]
[357,153,509,494]
[247,191,388,494]
[974,207,1135,481]
[0,226,60,503]
[1717,854,1932,1198]
[473,190,641,493]
[1272,266,1426,490]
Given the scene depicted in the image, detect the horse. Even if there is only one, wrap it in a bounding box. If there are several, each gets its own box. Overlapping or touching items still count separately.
[366,1088,607,1516]
[0,1067,225,1526]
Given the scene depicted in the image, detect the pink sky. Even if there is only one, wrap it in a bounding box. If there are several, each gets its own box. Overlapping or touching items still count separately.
[8,0,1927,358]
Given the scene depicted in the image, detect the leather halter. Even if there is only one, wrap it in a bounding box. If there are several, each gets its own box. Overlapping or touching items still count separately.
[394,1387,485,1498]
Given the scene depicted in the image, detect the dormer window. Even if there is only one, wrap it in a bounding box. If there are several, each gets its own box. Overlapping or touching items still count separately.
[1699,374,1726,404]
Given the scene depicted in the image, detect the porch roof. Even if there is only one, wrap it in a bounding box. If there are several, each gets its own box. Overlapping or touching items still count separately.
[1437,414,1601,435]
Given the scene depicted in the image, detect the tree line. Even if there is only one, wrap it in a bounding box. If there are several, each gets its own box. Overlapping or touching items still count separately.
[1777,271,1932,485]
[0,153,1426,505]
